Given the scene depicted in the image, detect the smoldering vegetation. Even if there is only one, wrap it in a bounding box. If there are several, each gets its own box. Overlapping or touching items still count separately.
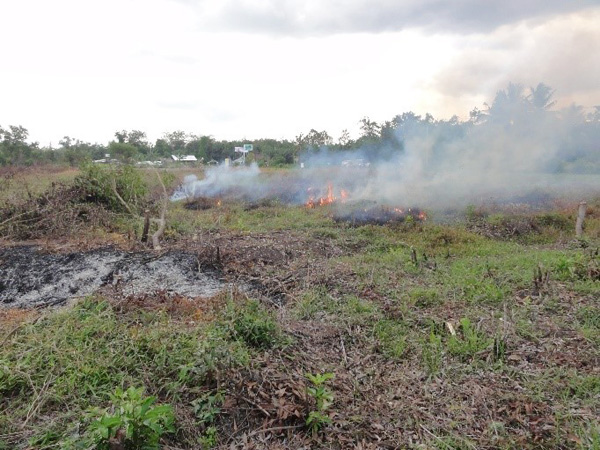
[171,83,600,212]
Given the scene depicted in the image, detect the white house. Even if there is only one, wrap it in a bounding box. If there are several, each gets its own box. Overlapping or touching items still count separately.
[171,155,198,162]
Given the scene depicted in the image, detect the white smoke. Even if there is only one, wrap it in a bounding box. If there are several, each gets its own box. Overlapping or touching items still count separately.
[170,99,600,210]
[171,162,261,201]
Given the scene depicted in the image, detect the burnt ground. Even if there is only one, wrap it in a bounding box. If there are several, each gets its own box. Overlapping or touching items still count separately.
[0,246,228,308]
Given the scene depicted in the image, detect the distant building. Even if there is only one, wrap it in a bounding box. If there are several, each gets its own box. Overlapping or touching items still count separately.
[171,155,198,162]
[136,161,163,167]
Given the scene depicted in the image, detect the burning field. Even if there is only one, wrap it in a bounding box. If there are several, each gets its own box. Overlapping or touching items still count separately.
[1,165,599,450]
[173,164,429,227]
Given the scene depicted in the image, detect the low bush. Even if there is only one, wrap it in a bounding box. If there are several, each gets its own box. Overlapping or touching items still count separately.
[75,162,148,214]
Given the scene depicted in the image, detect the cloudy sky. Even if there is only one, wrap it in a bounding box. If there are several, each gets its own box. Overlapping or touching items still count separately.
[2,0,599,146]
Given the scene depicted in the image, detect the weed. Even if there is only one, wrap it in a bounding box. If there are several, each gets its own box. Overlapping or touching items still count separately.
[198,426,218,449]
[305,372,334,434]
[447,318,492,361]
[408,287,441,307]
[566,374,600,400]
[492,335,507,362]
[192,391,224,449]
[577,305,600,335]
[228,299,284,349]
[578,422,600,450]
[192,391,224,427]
[422,330,444,376]
[79,386,174,449]
[554,250,600,281]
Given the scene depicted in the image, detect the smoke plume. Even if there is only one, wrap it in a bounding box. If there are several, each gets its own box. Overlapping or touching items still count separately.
[172,94,600,211]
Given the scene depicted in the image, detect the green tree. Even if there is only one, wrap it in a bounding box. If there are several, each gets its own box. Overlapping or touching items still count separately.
[0,125,37,166]
[109,142,139,163]
[163,130,189,157]
[338,129,353,149]
[115,130,151,155]
[358,117,381,139]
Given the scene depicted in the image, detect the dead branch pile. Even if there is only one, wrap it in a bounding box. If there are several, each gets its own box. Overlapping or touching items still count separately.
[0,183,114,239]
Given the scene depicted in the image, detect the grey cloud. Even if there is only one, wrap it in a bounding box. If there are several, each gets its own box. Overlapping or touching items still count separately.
[433,12,600,107]
[177,0,598,35]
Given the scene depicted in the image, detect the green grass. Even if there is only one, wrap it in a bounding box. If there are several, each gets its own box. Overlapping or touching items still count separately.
[373,319,409,359]
[0,295,283,448]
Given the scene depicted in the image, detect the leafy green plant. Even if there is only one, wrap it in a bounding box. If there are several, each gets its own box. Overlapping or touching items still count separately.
[82,386,174,449]
[305,372,334,434]
[192,391,224,425]
[192,389,224,446]
[198,426,218,449]
[448,318,492,360]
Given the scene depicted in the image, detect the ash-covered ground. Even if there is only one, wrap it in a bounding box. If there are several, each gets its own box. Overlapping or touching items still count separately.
[0,246,228,308]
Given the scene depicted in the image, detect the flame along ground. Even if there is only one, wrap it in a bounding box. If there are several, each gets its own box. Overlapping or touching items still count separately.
[305,181,427,224]
[306,182,349,208]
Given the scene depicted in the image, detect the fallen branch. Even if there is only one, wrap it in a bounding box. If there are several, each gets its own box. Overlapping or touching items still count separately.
[0,211,31,229]
[108,176,135,216]
[246,424,303,438]
[241,396,272,417]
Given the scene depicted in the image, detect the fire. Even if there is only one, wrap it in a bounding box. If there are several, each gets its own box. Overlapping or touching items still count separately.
[306,182,339,208]
[305,184,427,222]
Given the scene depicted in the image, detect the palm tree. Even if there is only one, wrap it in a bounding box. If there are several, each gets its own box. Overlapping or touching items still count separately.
[528,83,556,110]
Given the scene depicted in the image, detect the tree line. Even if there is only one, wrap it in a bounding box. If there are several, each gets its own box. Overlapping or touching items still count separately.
[1,82,599,172]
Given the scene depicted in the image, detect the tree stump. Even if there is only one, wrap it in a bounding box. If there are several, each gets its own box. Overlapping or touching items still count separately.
[575,201,587,237]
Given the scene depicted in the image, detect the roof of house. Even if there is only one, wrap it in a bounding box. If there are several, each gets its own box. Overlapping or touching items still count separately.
[171,155,197,161]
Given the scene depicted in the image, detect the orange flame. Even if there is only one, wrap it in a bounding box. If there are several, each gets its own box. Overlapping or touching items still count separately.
[306,182,340,208]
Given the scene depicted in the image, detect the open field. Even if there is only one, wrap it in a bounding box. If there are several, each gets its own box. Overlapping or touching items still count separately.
[0,166,599,449]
